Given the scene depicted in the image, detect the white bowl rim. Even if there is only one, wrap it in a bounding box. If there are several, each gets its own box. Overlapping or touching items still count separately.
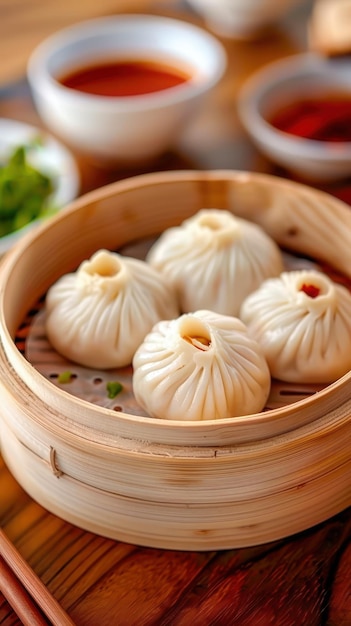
[27,14,227,112]
[238,51,351,160]
[0,117,80,254]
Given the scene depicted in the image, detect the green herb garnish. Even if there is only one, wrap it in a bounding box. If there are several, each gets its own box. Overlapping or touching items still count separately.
[106,381,123,399]
[0,141,55,237]
[57,370,73,384]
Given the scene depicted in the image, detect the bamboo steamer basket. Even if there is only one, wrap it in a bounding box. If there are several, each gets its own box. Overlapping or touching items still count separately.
[1,169,351,551]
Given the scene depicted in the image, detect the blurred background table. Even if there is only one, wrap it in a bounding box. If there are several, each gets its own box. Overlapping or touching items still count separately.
[0,0,321,192]
[1,0,351,624]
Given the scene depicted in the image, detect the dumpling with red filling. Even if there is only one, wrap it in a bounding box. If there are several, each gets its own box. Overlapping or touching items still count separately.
[240,269,351,383]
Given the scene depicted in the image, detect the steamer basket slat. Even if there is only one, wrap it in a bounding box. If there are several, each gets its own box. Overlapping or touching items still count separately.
[1,170,351,550]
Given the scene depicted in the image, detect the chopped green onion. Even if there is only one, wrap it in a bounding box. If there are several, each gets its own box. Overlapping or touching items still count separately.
[57,370,73,384]
[106,381,123,399]
[0,141,55,236]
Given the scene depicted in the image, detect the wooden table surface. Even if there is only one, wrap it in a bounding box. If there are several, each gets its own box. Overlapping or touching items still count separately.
[1,1,351,624]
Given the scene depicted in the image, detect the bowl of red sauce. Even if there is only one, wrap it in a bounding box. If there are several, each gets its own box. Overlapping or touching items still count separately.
[27,15,227,165]
[237,53,351,182]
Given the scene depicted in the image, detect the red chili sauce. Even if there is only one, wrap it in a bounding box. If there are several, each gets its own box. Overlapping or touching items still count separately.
[268,93,351,142]
[58,59,192,97]
[300,283,320,298]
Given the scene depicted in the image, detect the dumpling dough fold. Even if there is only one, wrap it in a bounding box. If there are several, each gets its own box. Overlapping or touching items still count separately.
[240,269,351,383]
[132,309,271,421]
[147,208,284,316]
[45,249,179,369]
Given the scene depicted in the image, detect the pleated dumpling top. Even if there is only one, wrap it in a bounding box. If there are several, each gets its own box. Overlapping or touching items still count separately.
[45,249,179,369]
[132,309,271,420]
[240,269,351,383]
[147,208,284,316]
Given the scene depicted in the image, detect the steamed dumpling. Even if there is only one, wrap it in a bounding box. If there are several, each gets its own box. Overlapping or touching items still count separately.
[240,269,351,383]
[147,209,284,316]
[45,249,179,369]
[132,309,271,420]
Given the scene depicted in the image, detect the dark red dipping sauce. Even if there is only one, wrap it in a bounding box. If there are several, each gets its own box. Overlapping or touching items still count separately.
[268,93,351,142]
[58,59,192,97]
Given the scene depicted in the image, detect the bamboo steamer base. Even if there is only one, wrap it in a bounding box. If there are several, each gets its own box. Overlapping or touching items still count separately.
[1,170,351,551]
[2,416,351,551]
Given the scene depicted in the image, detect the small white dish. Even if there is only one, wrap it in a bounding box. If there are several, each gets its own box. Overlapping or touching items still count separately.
[186,0,306,40]
[27,15,227,165]
[0,117,80,254]
[237,53,351,182]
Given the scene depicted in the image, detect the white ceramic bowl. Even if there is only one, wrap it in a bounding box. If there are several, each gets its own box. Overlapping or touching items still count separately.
[0,118,80,255]
[186,0,306,39]
[238,53,351,182]
[27,14,227,165]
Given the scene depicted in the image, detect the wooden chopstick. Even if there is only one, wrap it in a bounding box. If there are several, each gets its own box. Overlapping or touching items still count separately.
[0,528,75,626]
[0,556,49,626]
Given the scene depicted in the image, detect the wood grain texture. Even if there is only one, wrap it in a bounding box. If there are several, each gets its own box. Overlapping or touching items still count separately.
[328,541,351,626]
[2,455,351,625]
